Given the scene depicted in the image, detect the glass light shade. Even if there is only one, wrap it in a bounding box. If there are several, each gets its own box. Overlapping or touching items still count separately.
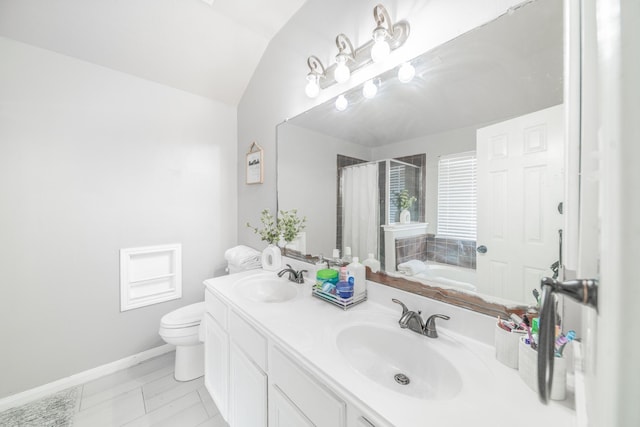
[371,39,391,63]
[362,80,378,99]
[334,61,350,83]
[305,79,320,98]
[335,95,348,111]
[398,63,416,83]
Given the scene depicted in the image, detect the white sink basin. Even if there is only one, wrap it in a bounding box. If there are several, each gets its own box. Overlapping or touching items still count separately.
[234,274,299,303]
[336,324,463,400]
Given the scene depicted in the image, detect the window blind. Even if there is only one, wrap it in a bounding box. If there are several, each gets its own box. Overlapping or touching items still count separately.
[388,163,405,223]
[437,152,477,240]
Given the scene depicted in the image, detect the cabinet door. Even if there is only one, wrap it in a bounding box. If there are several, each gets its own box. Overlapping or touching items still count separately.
[229,343,267,427]
[204,314,229,421]
[270,385,314,427]
[270,345,346,427]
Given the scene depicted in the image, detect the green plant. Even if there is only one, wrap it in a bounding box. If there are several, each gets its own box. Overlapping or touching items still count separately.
[246,209,307,247]
[279,209,307,244]
[397,189,417,210]
[246,209,280,245]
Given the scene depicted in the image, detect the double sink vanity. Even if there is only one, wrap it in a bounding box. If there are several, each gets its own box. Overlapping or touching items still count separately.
[203,260,575,427]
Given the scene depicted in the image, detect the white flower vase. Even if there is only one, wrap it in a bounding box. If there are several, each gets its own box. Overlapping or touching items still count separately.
[400,209,411,224]
[261,244,282,271]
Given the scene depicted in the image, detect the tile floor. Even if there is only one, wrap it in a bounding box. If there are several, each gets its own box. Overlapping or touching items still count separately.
[70,351,227,427]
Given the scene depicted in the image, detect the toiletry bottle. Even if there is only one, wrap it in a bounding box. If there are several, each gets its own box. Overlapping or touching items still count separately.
[339,266,348,282]
[347,256,366,296]
[343,246,352,264]
[362,253,381,273]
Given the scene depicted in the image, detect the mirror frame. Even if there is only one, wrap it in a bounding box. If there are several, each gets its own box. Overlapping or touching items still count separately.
[281,248,525,318]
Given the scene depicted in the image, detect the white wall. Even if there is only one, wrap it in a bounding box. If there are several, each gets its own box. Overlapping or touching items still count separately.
[372,125,478,235]
[0,37,237,398]
[277,123,371,256]
[237,0,525,249]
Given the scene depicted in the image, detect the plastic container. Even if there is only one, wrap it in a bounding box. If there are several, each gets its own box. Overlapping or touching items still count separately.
[346,257,366,296]
[316,269,338,288]
[339,266,348,282]
[343,247,352,263]
[336,281,354,299]
[362,253,381,273]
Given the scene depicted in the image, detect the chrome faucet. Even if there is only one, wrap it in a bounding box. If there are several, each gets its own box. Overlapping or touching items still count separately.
[392,299,450,338]
[277,264,307,284]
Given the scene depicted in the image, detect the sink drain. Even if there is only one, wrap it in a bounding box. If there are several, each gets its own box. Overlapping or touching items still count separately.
[394,373,410,385]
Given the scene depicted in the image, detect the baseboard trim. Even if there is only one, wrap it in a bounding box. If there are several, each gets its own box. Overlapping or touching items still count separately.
[0,344,174,412]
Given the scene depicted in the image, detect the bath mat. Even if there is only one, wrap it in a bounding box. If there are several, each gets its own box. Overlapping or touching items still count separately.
[0,387,79,427]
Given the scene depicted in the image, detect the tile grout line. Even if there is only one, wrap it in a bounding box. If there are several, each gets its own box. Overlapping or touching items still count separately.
[196,388,212,420]
[141,384,149,414]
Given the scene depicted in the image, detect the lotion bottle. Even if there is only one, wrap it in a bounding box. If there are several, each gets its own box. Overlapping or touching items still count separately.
[346,256,366,296]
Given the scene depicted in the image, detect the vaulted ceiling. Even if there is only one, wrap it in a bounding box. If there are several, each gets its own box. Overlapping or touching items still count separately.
[0,0,307,105]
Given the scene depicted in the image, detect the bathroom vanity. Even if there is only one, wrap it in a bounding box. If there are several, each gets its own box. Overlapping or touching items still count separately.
[203,267,575,427]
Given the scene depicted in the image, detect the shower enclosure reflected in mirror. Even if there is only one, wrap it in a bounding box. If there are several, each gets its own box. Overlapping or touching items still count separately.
[338,156,424,265]
[277,0,565,312]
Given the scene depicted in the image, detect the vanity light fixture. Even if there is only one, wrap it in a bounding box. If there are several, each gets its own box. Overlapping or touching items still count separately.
[305,55,326,98]
[304,4,410,97]
[362,79,379,99]
[371,4,392,63]
[335,94,349,111]
[397,62,416,83]
[334,34,355,84]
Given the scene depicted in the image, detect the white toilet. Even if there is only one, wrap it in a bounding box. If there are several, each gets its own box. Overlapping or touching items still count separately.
[158,302,205,381]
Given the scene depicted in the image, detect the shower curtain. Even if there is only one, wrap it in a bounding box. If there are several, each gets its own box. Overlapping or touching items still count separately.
[342,163,379,261]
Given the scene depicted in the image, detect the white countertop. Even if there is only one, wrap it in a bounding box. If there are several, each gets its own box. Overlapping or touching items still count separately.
[204,268,576,427]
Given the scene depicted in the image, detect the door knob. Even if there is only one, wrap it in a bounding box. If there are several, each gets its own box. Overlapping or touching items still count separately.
[476,245,487,254]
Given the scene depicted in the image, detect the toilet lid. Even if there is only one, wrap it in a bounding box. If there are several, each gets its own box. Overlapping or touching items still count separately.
[161,302,205,329]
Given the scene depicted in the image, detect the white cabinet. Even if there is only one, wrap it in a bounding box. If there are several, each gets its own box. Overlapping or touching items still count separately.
[204,284,385,427]
[270,385,314,427]
[229,342,267,427]
[270,345,346,427]
[204,314,229,421]
[205,289,267,427]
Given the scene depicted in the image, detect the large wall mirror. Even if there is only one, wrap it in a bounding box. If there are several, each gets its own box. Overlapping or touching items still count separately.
[277,0,565,316]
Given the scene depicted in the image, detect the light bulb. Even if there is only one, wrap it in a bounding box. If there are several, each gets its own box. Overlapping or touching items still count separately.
[335,95,348,111]
[305,78,320,98]
[362,80,378,99]
[398,63,416,83]
[334,61,350,84]
[371,40,390,63]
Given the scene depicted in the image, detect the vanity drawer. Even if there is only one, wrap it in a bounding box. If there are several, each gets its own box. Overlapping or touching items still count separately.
[229,310,267,371]
[270,345,346,427]
[205,289,228,330]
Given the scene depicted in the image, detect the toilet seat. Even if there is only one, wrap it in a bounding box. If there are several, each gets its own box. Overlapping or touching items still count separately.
[160,302,205,329]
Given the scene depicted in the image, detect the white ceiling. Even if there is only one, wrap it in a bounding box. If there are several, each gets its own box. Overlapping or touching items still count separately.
[288,0,563,147]
[0,0,307,105]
